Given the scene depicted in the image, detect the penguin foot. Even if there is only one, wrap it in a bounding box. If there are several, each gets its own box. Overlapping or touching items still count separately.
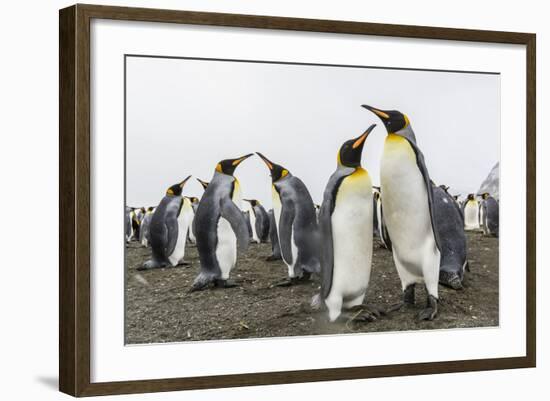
[214,279,238,289]
[417,295,438,321]
[273,273,311,287]
[174,261,191,268]
[265,255,281,262]
[137,259,164,271]
[340,306,383,325]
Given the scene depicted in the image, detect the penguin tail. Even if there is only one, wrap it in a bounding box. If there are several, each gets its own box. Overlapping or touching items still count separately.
[439,270,464,290]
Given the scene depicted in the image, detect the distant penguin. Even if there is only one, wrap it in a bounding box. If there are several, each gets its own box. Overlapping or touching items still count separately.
[480,193,499,237]
[186,196,200,244]
[462,194,480,230]
[196,178,209,191]
[314,204,321,222]
[257,152,320,285]
[125,207,134,243]
[139,207,155,247]
[432,184,468,290]
[243,199,270,243]
[372,188,380,238]
[317,124,380,322]
[191,155,252,290]
[130,208,141,241]
[243,210,253,238]
[374,190,392,250]
[140,177,194,270]
[363,104,441,321]
[266,209,282,261]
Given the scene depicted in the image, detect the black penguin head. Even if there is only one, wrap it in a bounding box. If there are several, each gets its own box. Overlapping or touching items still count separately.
[362,105,410,134]
[439,185,450,193]
[146,207,154,212]
[467,193,475,201]
[244,199,259,207]
[166,175,191,196]
[337,124,376,168]
[256,152,290,183]
[196,178,209,190]
[481,192,490,200]
[215,154,253,176]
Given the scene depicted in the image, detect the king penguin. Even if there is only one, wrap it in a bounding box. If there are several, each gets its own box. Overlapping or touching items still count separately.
[266,209,282,261]
[432,184,469,290]
[140,176,194,270]
[191,155,252,290]
[185,196,200,244]
[462,194,480,230]
[257,152,320,285]
[317,124,382,322]
[479,192,499,237]
[139,206,155,247]
[243,199,270,243]
[125,207,134,243]
[363,104,441,321]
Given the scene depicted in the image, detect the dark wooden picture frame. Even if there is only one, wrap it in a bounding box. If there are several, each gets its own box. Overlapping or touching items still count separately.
[59,3,536,397]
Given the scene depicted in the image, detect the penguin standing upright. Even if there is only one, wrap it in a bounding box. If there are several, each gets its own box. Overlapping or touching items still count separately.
[432,184,469,290]
[374,190,392,250]
[140,176,193,270]
[139,207,155,247]
[462,194,480,230]
[372,188,380,238]
[317,124,381,322]
[266,209,282,261]
[479,192,499,237]
[243,199,270,243]
[191,155,252,290]
[363,105,441,321]
[186,196,200,244]
[125,207,134,243]
[257,152,320,285]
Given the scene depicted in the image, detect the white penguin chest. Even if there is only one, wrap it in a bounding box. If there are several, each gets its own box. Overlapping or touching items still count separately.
[249,209,259,241]
[464,201,480,229]
[168,200,193,265]
[330,169,373,296]
[380,135,436,261]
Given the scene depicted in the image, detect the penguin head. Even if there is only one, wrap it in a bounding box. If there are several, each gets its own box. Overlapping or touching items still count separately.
[166,175,191,196]
[337,124,376,168]
[481,192,490,200]
[256,152,290,182]
[196,178,209,190]
[244,199,259,207]
[467,193,475,201]
[146,207,154,213]
[215,154,253,176]
[439,185,450,193]
[186,196,200,204]
[362,105,410,134]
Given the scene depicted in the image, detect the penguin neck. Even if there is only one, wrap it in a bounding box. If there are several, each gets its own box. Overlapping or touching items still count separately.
[392,124,417,144]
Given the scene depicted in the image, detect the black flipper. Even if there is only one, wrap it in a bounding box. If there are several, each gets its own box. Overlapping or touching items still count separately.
[220,197,250,252]
[165,197,182,257]
[278,198,296,265]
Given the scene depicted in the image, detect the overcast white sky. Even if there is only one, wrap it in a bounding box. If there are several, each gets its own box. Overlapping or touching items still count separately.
[126,56,500,208]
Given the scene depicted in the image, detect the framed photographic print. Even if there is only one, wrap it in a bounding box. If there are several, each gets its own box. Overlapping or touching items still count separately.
[59,4,536,397]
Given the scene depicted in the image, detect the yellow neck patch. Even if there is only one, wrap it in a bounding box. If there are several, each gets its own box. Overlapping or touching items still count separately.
[215,163,222,173]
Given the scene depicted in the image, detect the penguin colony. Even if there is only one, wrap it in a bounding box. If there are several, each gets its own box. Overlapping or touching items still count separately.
[126,105,499,323]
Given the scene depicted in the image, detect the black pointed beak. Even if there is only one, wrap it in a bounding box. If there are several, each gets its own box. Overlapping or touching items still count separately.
[362,104,390,120]
[256,152,274,170]
[179,175,192,188]
[352,124,376,150]
[231,153,254,167]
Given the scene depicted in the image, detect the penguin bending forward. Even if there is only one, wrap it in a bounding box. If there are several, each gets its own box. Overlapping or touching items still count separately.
[257,152,320,285]
[191,155,252,291]
[317,124,382,322]
[363,105,441,321]
[140,177,193,270]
